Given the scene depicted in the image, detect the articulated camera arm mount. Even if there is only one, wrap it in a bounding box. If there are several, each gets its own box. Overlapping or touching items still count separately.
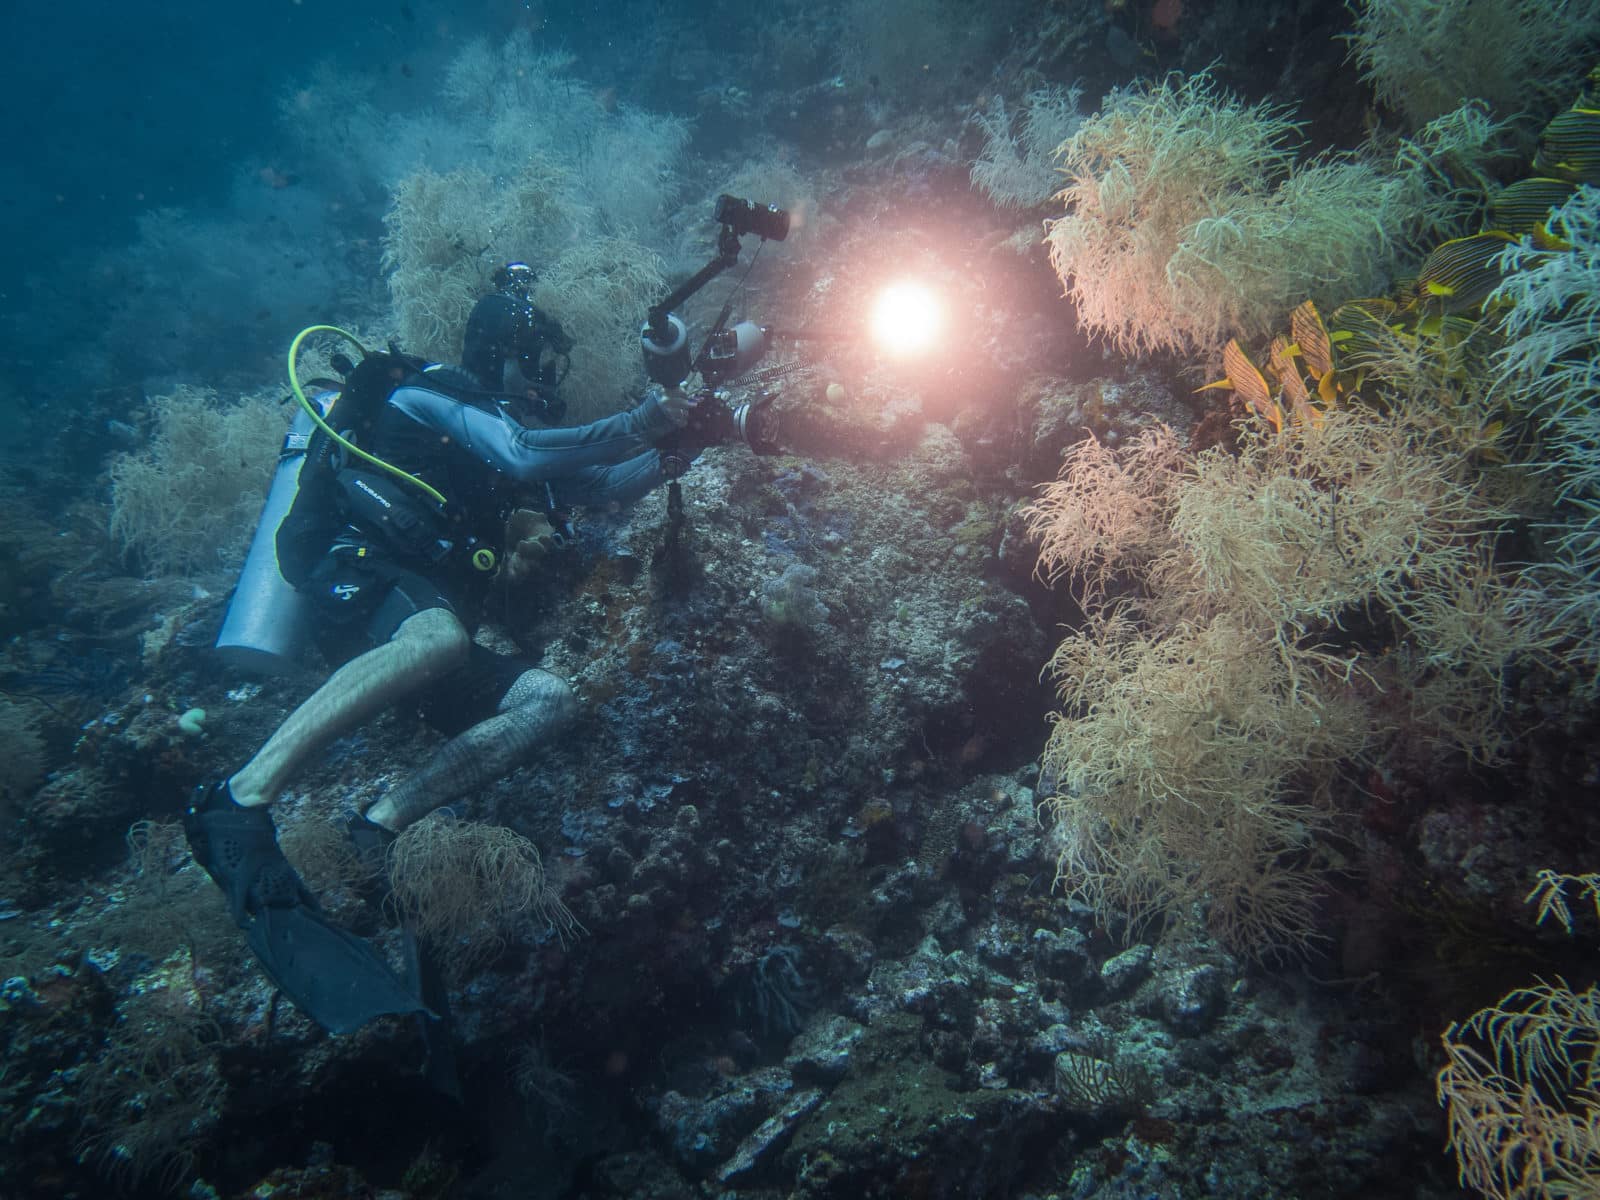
[645,225,743,345]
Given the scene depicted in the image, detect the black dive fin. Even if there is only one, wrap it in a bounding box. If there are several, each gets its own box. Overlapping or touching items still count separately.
[185,783,428,1035]
[402,921,462,1099]
[248,902,432,1035]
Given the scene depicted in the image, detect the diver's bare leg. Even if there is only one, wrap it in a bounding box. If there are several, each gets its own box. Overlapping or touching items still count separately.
[228,607,471,808]
[364,668,578,832]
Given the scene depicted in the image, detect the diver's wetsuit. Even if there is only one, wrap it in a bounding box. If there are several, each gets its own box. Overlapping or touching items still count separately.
[288,370,679,728]
[183,370,683,1037]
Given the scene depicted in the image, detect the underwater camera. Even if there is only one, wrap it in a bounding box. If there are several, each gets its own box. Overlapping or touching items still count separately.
[662,380,782,478]
[639,193,792,391]
[713,193,791,243]
[640,193,794,469]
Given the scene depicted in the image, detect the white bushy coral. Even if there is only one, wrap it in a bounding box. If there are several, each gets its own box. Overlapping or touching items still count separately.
[1493,187,1600,687]
[1042,608,1367,959]
[1046,73,1506,359]
[382,160,591,362]
[382,31,688,407]
[1028,374,1558,954]
[386,811,579,975]
[532,237,668,420]
[439,31,687,237]
[971,86,1085,209]
[384,182,664,417]
[108,388,287,578]
[1347,0,1600,129]
[577,108,691,236]
[1046,74,1393,357]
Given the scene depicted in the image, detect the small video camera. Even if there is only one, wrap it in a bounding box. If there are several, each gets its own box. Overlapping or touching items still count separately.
[713,194,791,243]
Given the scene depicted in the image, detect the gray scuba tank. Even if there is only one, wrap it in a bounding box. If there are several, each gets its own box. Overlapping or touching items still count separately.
[214,396,332,673]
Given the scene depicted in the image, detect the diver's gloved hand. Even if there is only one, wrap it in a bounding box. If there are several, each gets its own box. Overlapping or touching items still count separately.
[657,384,694,428]
[184,781,318,927]
[503,508,566,584]
[655,388,753,476]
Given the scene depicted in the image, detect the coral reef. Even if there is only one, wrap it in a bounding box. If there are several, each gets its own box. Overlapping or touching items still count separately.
[1493,187,1600,687]
[970,86,1086,210]
[107,387,288,579]
[1045,72,1506,359]
[386,811,579,975]
[3,12,1599,1200]
[1347,0,1600,131]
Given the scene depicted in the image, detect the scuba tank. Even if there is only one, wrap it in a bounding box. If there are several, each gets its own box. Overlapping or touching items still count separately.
[215,322,524,673]
[214,395,334,673]
[215,323,428,674]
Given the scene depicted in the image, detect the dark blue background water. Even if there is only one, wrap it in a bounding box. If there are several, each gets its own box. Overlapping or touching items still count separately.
[1,0,719,397]
[7,2,392,278]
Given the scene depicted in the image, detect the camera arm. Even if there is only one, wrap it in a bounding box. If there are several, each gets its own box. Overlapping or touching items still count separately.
[643,194,790,387]
[644,225,743,343]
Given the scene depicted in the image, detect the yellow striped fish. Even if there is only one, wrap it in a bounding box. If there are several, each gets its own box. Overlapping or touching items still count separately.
[1582,62,1600,108]
[1488,178,1579,247]
[1289,299,1341,404]
[1328,298,1402,368]
[1223,339,1280,432]
[1534,107,1600,184]
[1268,334,1317,426]
[1289,300,1332,378]
[1415,232,1518,312]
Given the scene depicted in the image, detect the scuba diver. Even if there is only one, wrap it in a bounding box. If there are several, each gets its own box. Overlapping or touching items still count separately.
[184,263,703,1038]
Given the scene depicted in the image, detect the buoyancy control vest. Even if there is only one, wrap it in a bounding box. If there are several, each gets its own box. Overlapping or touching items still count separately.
[219,337,544,674]
[276,353,515,585]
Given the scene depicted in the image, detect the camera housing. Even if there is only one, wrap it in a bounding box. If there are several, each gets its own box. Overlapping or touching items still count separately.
[698,321,767,385]
[713,194,791,243]
[641,194,795,466]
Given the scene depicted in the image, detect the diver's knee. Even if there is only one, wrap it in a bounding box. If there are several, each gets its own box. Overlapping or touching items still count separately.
[498,667,578,728]
[395,607,472,672]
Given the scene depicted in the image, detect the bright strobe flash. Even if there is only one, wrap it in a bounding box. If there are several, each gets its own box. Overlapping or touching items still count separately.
[870,281,945,358]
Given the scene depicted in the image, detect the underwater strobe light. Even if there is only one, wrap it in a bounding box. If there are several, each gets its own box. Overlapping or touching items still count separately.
[870,280,946,359]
